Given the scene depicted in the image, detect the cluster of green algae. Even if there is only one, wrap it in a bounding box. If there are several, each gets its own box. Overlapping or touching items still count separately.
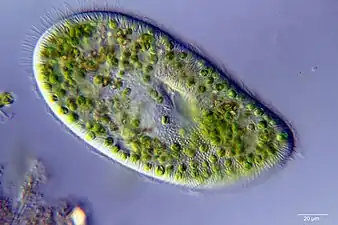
[0,92,14,108]
[0,91,15,123]
[33,12,291,188]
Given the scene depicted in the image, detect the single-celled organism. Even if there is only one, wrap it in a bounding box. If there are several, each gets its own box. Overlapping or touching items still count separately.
[0,91,15,123]
[24,4,296,190]
[0,92,15,108]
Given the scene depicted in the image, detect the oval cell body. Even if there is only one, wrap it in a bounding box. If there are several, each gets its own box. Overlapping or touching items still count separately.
[33,11,295,189]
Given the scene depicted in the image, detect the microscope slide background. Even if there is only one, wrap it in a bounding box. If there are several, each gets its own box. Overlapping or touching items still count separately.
[0,0,337,224]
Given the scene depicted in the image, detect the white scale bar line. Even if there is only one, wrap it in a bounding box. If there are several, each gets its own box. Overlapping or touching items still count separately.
[297,214,328,216]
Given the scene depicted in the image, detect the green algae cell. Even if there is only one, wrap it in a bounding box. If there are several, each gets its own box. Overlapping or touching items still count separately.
[0,92,15,108]
[33,11,295,190]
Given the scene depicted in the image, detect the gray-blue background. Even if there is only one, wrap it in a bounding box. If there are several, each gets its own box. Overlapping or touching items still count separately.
[0,0,337,224]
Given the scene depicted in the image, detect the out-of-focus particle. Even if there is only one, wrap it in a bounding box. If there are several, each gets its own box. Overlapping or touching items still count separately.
[69,206,87,225]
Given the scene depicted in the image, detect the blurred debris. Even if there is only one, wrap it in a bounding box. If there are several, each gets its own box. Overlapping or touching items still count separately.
[69,206,87,225]
[0,159,89,225]
[0,109,14,124]
[0,196,14,224]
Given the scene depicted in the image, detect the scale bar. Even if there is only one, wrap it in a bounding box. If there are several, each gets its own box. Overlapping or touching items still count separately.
[297,214,328,216]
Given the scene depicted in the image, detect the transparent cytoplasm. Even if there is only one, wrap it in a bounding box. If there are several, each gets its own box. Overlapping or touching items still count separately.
[33,11,295,189]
